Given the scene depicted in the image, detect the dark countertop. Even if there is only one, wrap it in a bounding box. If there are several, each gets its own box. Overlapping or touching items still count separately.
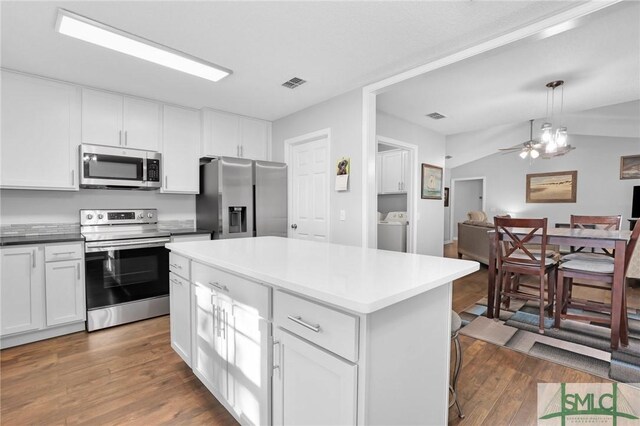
[167,228,212,236]
[0,233,85,247]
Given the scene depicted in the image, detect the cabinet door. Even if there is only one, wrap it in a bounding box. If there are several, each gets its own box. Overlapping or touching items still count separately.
[82,88,123,147]
[380,151,404,193]
[272,328,357,426]
[123,96,160,151]
[240,117,269,160]
[45,259,85,326]
[202,110,240,157]
[1,71,80,190]
[227,304,270,425]
[0,246,44,336]
[170,273,191,365]
[162,105,200,193]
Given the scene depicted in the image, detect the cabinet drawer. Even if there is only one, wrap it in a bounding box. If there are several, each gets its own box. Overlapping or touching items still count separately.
[273,291,359,362]
[169,253,190,280]
[44,243,82,262]
[192,261,269,319]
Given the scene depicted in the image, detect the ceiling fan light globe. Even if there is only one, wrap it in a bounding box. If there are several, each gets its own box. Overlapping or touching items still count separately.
[530,149,540,159]
[519,150,528,159]
[556,127,568,146]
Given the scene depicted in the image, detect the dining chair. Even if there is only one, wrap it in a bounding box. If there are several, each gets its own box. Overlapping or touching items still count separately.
[555,221,640,347]
[494,217,558,334]
[561,215,622,262]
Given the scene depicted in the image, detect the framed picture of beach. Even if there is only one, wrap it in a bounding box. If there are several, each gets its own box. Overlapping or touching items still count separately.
[526,170,577,203]
[620,155,640,179]
[421,163,443,199]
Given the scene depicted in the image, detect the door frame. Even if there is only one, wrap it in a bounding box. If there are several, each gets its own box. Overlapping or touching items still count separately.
[376,135,418,253]
[284,128,332,241]
[450,177,486,241]
[360,1,620,249]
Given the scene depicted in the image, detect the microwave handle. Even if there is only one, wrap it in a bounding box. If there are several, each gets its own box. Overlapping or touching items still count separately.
[125,131,128,146]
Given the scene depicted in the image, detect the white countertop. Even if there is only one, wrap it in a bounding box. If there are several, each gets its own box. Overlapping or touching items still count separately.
[166,236,479,314]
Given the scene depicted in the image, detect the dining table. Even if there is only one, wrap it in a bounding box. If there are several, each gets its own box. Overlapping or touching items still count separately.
[486,227,632,350]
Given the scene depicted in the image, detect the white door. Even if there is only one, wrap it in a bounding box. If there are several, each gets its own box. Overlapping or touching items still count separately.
[1,71,79,190]
[81,88,123,147]
[290,138,329,241]
[169,273,191,365]
[123,96,160,151]
[162,105,200,194]
[272,328,358,426]
[0,246,44,336]
[240,117,269,160]
[45,259,84,326]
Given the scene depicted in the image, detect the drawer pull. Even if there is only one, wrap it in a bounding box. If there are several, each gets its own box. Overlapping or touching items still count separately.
[52,251,75,256]
[288,315,321,333]
[210,281,229,292]
[169,263,183,269]
[170,278,182,285]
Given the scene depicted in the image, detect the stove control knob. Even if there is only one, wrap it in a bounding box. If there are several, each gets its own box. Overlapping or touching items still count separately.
[138,214,144,219]
[147,213,153,218]
[86,214,93,220]
[98,214,104,219]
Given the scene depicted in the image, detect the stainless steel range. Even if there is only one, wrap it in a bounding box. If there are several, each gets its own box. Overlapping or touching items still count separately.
[81,209,170,331]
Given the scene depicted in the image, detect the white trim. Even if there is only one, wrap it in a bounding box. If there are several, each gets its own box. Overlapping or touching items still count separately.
[360,1,622,249]
[450,177,486,241]
[284,128,332,242]
[376,135,419,254]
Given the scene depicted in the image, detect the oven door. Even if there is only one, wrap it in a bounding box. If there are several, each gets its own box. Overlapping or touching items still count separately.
[85,242,169,310]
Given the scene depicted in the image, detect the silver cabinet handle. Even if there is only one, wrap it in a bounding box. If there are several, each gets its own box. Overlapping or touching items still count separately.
[165,176,168,188]
[119,130,122,145]
[221,309,227,339]
[77,264,80,280]
[170,278,181,285]
[287,315,321,333]
[124,131,128,146]
[272,339,281,377]
[210,281,229,292]
[169,263,182,269]
[240,145,243,157]
[52,251,75,256]
[71,170,75,186]
[32,250,36,268]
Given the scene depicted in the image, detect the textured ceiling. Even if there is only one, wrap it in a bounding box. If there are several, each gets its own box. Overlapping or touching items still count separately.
[1,1,584,121]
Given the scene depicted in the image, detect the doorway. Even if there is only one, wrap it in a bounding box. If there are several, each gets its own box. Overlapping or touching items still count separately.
[450,177,486,240]
[284,129,331,242]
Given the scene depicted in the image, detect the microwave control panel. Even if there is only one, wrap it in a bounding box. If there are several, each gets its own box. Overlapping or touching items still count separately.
[147,159,160,182]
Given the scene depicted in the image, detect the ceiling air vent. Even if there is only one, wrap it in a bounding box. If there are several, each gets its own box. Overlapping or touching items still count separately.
[282,77,307,89]
[426,112,447,120]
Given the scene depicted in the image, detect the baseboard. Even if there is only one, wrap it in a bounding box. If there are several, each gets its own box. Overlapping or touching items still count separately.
[444,240,453,245]
[1,321,86,349]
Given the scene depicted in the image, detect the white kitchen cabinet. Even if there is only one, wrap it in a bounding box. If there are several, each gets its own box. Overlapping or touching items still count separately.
[378,150,408,194]
[82,88,160,151]
[161,105,200,194]
[169,272,192,365]
[45,259,84,327]
[202,109,270,160]
[1,71,80,191]
[0,246,44,336]
[272,327,358,426]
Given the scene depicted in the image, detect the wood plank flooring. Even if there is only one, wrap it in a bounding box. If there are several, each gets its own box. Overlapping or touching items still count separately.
[1,242,633,425]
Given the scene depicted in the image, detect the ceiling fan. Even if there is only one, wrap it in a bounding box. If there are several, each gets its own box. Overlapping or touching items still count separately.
[499,119,542,159]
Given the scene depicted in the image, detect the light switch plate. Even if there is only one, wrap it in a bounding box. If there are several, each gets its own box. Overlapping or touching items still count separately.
[340,210,346,221]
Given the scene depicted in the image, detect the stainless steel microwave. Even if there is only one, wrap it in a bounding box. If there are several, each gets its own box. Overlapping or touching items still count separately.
[79,144,161,190]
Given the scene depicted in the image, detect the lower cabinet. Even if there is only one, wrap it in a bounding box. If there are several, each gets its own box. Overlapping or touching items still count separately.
[169,272,191,365]
[45,259,84,326]
[272,327,358,426]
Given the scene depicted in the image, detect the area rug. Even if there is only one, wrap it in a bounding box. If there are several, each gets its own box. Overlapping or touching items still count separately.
[459,297,640,384]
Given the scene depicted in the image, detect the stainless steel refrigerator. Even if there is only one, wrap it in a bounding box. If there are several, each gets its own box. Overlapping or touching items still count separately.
[196,157,287,239]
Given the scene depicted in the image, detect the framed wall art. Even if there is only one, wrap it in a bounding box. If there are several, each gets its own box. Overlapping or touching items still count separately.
[421,163,443,200]
[444,187,450,207]
[526,170,577,203]
[620,155,640,180]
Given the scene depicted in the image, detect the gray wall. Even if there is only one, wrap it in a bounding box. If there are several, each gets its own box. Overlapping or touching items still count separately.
[378,194,407,215]
[449,134,639,227]
[271,89,363,247]
[0,189,195,224]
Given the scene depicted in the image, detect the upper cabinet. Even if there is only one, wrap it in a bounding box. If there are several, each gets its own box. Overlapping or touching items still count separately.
[82,88,160,151]
[202,109,271,161]
[1,71,80,191]
[162,105,200,194]
[378,150,408,194]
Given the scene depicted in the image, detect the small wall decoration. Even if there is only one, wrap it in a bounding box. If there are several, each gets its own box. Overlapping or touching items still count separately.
[335,157,350,191]
[620,155,640,180]
[526,170,577,203]
[444,187,450,207]
[421,163,443,199]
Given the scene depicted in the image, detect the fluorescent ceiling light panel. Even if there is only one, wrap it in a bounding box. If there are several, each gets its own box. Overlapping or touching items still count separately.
[55,9,232,82]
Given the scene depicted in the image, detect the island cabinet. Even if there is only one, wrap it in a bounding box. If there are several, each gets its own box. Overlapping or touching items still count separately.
[166,237,479,425]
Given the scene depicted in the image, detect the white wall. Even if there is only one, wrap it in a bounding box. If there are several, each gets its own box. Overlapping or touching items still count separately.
[451,179,483,239]
[376,112,446,256]
[0,189,195,224]
[449,134,639,227]
[271,89,363,246]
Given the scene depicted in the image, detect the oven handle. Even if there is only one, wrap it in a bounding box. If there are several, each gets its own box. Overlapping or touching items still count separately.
[85,237,171,253]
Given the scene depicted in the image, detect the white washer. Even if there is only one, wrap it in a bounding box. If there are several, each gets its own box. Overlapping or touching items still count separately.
[378,211,408,252]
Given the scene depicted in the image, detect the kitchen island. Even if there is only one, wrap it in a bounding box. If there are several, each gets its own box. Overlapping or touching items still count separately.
[165,236,478,425]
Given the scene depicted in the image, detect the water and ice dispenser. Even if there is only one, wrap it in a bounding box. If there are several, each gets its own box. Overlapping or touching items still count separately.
[228,206,247,234]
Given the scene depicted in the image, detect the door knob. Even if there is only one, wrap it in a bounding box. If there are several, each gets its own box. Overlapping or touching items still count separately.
[291,224,298,229]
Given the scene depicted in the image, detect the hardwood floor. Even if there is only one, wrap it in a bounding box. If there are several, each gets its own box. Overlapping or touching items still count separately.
[1,243,632,425]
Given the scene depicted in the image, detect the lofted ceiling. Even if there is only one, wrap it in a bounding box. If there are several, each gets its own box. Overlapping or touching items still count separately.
[377,1,640,136]
[1,1,586,122]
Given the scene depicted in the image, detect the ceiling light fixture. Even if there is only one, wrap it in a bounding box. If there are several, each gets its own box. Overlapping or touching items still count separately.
[539,80,573,158]
[500,119,542,160]
[55,9,232,82]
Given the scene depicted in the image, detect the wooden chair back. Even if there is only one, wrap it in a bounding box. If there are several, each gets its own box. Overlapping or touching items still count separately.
[569,215,622,255]
[494,217,548,272]
[625,223,640,274]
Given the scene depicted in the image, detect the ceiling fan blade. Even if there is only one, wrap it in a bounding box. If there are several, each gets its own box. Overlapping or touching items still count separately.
[499,147,522,151]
